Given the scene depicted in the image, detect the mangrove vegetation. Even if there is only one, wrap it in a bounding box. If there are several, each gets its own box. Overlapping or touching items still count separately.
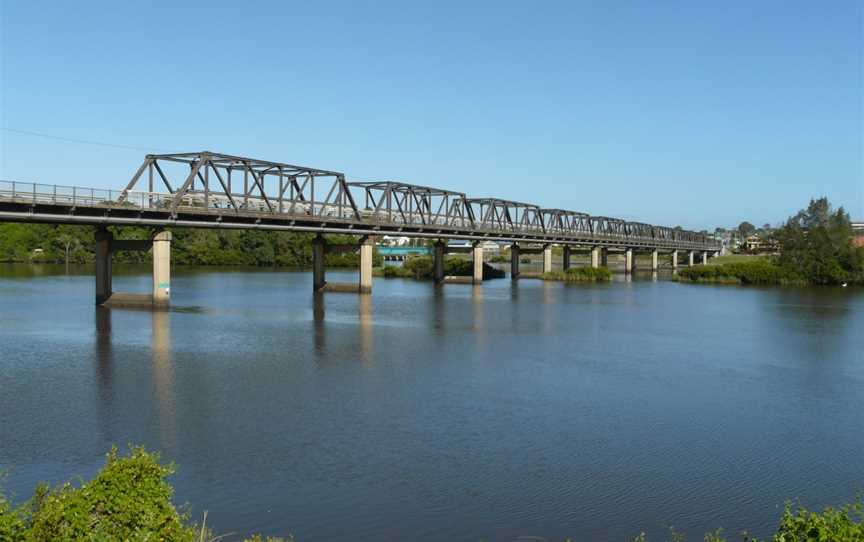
[0,223,380,268]
[375,255,505,280]
[542,267,612,282]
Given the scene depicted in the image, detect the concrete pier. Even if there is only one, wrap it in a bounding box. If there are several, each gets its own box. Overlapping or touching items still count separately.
[625,248,634,274]
[542,245,552,274]
[702,251,708,265]
[688,251,695,267]
[359,236,373,293]
[672,250,679,269]
[433,240,445,283]
[510,243,520,279]
[562,246,571,271]
[591,246,601,268]
[94,228,172,307]
[651,250,658,271]
[472,243,483,284]
[312,235,327,291]
[152,231,171,306]
[95,229,113,305]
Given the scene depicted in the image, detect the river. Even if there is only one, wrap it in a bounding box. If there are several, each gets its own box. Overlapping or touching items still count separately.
[1,264,862,541]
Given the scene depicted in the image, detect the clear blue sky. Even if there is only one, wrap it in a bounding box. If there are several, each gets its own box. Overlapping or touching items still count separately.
[1,1,861,230]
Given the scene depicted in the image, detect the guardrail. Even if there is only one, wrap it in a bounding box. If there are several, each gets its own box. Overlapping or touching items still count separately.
[0,179,721,250]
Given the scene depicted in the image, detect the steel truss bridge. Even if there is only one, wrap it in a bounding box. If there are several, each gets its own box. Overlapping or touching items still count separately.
[0,151,719,251]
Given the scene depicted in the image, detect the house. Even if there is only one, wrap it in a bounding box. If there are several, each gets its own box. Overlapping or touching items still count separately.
[745,234,762,252]
[381,235,410,247]
[853,221,864,247]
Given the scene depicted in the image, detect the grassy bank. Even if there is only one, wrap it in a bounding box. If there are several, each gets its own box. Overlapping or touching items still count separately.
[676,260,807,286]
[2,446,861,541]
[704,253,770,265]
[542,266,612,282]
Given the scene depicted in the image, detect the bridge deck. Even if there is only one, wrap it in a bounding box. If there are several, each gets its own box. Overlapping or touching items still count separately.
[0,152,720,252]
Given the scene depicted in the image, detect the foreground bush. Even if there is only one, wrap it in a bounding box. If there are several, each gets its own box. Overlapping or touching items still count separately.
[630,499,863,541]
[543,266,612,282]
[766,499,864,542]
[2,446,860,541]
[0,446,287,542]
[676,260,806,286]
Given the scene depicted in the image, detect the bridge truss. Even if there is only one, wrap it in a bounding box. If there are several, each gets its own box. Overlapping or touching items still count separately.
[0,151,720,251]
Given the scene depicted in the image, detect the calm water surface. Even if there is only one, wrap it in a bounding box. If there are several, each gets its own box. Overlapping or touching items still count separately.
[1,264,862,541]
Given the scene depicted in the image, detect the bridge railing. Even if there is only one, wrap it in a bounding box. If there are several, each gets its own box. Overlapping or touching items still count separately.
[1,179,721,249]
[0,180,177,211]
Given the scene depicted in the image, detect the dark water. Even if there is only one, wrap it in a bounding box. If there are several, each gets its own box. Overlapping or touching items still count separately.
[1,264,862,541]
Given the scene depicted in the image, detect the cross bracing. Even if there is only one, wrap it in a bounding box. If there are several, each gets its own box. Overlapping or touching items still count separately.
[0,151,720,251]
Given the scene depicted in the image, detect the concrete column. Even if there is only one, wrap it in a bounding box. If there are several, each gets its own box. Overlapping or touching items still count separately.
[562,246,571,270]
[590,246,600,268]
[625,248,634,274]
[672,250,679,269]
[688,251,695,267]
[433,240,445,283]
[95,228,113,305]
[600,247,608,267]
[312,235,326,291]
[651,250,658,271]
[702,251,708,265]
[359,237,373,293]
[510,243,520,280]
[542,245,552,274]
[152,231,171,306]
[472,243,483,284]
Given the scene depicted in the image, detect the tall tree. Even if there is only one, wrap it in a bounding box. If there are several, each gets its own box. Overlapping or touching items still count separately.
[775,197,864,284]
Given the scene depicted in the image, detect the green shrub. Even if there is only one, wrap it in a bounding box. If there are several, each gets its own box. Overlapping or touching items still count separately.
[0,489,26,542]
[543,266,612,282]
[0,447,292,542]
[766,498,864,542]
[0,446,195,541]
[377,256,504,280]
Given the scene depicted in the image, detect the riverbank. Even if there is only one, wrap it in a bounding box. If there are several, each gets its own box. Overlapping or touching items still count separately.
[675,259,809,286]
[2,446,860,542]
[675,256,864,286]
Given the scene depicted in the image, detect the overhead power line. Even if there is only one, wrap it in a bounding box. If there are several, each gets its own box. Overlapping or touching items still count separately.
[1,127,173,153]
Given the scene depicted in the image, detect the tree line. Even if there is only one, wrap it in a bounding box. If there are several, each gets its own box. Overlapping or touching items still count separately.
[0,223,380,268]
